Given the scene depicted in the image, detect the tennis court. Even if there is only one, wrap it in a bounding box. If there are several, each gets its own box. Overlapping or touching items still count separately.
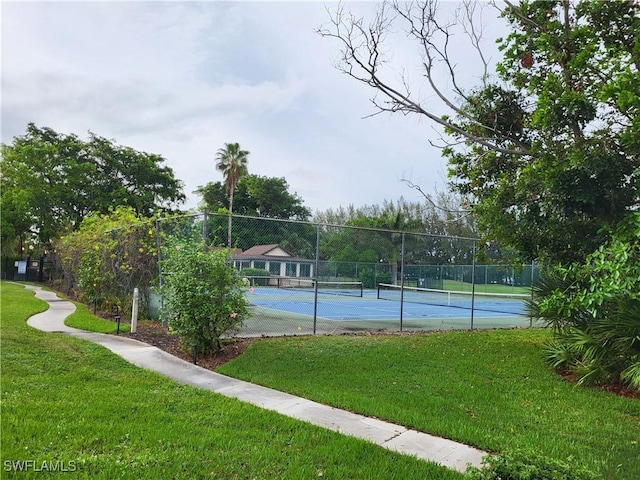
[240,280,534,335]
[154,213,540,336]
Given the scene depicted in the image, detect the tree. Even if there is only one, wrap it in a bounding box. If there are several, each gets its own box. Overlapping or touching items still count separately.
[446,0,640,264]
[197,174,311,220]
[0,123,185,252]
[215,142,250,247]
[197,174,315,255]
[313,195,477,240]
[314,196,478,285]
[319,0,640,264]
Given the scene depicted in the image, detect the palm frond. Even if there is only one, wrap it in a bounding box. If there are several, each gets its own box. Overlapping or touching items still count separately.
[620,360,640,390]
[527,266,585,332]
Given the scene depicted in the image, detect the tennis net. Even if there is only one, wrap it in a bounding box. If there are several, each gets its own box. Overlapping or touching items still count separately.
[377,283,528,315]
[278,278,364,297]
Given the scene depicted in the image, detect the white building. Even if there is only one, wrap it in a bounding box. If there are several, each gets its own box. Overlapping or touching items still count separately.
[233,244,314,279]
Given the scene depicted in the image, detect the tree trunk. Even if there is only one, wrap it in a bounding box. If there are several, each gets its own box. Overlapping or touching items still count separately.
[227,190,234,248]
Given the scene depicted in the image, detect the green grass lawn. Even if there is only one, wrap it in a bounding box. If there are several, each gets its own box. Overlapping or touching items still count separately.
[0,282,462,479]
[5,281,639,479]
[65,301,131,334]
[442,280,531,295]
[218,332,640,479]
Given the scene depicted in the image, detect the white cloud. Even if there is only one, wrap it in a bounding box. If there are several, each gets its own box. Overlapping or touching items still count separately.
[2,1,505,214]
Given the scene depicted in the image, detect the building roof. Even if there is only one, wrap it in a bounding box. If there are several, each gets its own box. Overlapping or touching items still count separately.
[238,244,286,257]
[234,244,310,262]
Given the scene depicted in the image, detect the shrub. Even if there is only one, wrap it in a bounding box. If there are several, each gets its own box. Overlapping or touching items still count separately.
[56,207,157,315]
[375,272,393,286]
[240,268,270,286]
[159,240,249,354]
[465,450,598,480]
[358,267,393,288]
[359,267,376,289]
[530,211,640,390]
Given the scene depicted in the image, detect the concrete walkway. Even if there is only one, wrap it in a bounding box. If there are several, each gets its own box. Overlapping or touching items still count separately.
[24,284,487,473]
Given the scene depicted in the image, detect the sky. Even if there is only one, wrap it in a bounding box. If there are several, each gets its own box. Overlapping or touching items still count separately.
[1,1,506,215]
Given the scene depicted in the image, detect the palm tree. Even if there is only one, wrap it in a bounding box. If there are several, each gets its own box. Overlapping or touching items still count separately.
[215,142,249,248]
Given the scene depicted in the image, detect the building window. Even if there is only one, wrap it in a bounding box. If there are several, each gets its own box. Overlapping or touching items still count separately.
[285,262,297,276]
[268,262,281,275]
[299,263,311,277]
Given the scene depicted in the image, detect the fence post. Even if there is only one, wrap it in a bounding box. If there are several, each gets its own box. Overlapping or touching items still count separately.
[399,233,406,332]
[312,225,320,335]
[202,209,209,247]
[530,260,535,328]
[38,255,45,282]
[155,218,163,287]
[470,242,476,331]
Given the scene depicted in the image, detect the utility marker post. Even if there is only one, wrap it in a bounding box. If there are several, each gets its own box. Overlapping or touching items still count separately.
[131,287,139,333]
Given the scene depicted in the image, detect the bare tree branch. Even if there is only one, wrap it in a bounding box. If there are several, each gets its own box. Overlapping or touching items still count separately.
[457,0,490,87]
[400,177,472,215]
[317,0,531,156]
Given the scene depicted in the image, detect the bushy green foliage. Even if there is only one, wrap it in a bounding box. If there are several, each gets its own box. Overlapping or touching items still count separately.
[1,123,184,251]
[465,450,597,480]
[359,267,392,288]
[240,268,270,286]
[56,207,157,314]
[358,267,376,289]
[198,174,311,221]
[159,240,249,353]
[447,1,640,264]
[531,212,640,390]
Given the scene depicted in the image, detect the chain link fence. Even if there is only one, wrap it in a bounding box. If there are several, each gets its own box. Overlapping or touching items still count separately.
[154,212,539,337]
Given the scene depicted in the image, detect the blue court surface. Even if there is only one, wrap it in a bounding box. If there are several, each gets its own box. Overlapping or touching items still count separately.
[245,285,527,322]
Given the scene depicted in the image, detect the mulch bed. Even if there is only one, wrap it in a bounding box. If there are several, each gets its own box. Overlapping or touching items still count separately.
[125,321,256,370]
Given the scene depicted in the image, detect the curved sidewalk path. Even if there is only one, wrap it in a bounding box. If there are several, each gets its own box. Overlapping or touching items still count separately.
[24,284,487,473]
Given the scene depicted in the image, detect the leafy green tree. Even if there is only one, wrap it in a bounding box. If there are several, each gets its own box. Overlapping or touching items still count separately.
[320,0,639,264]
[197,174,314,255]
[215,142,250,247]
[1,124,88,249]
[0,186,33,257]
[1,123,185,252]
[159,240,249,354]
[446,0,640,264]
[197,174,311,220]
[86,133,185,216]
